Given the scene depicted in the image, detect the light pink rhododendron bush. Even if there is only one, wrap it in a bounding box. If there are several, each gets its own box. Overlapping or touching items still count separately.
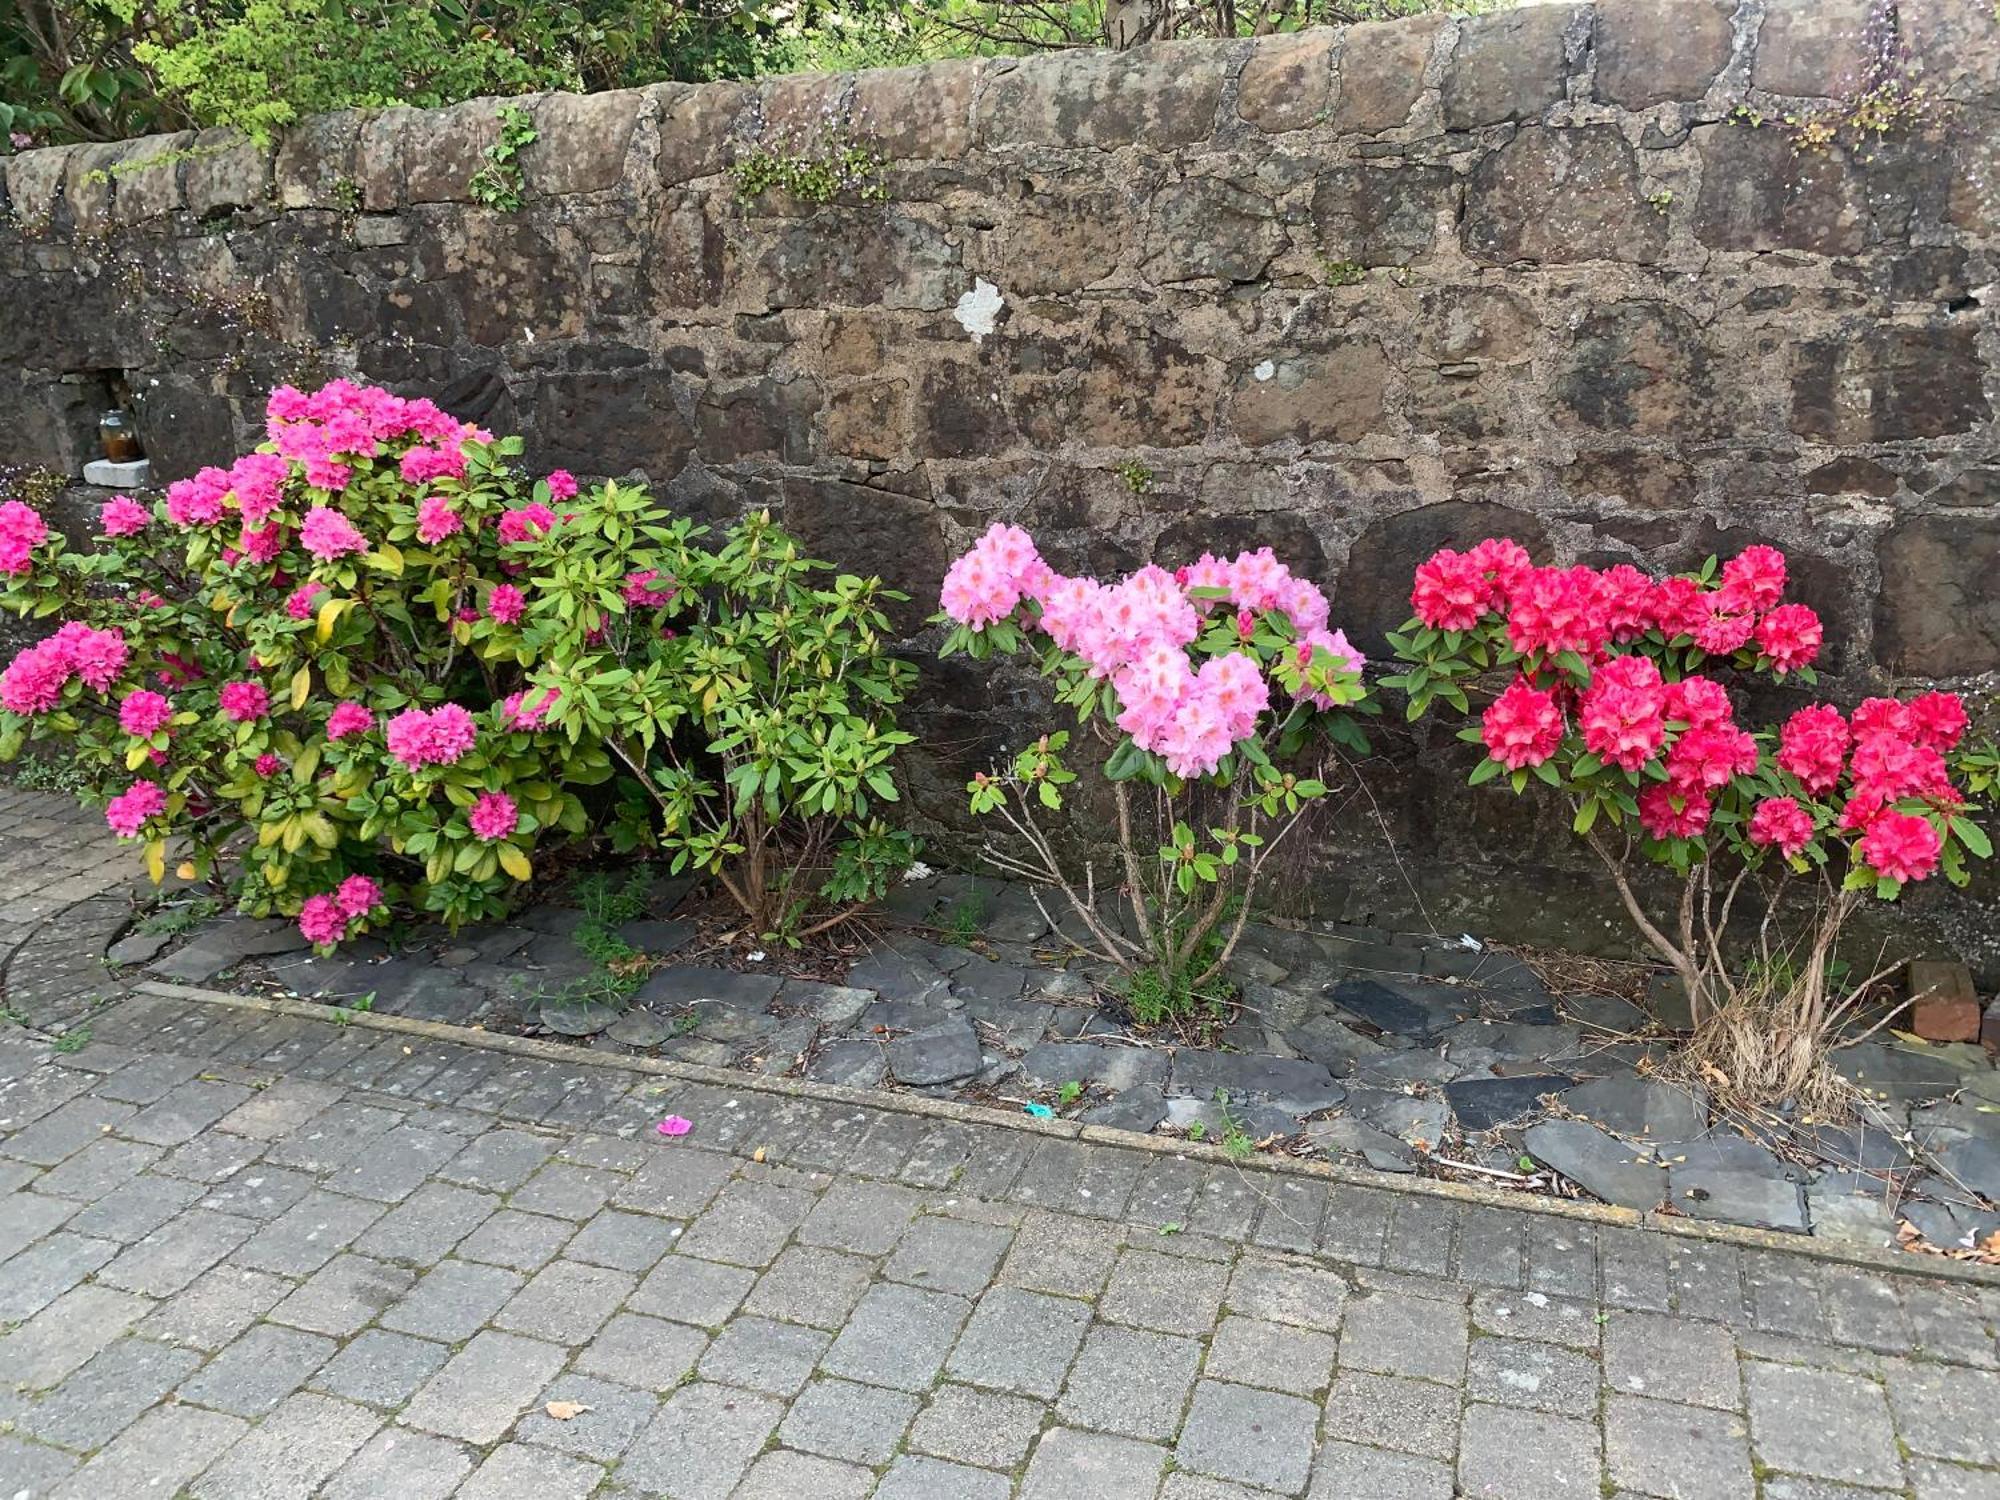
[939,525,1373,1017]
[1385,540,1998,1105]
[0,382,916,948]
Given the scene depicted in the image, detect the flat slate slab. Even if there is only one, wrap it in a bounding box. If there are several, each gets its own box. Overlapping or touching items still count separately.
[1446,1074,1573,1133]
[1017,1042,1167,1095]
[1669,1168,1809,1234]
[888,1018,983,1086]
[1557,1077,1706,1140]
[1327,978,1474,1041]
[1523,1120,1665,1210]
[1167,1051,1345,1116]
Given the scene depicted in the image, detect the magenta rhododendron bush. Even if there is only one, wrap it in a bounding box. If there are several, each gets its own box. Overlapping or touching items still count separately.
[1387,540,1996,1102]
[0,379,640,943]
[938,524,1372,1012]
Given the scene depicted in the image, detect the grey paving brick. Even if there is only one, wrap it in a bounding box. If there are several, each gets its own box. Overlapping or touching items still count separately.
[351,1180,497,1265]
[512,1373,658,1462]
[513,1161,626,1220]
[674,1177,817,1267]
[30,1136,162,1200]
[874,1454,1012,1500]
[745,1245,875,1328]
[18,1333,203,1450]
[616,1380,784,1499]
[0,1231,116,1321]
[733,1450,877,1499]
[1907,1457,2000,1499]
[565,1206,680,1271]
[1023,1426,1168,1500]
[1253,1176,1331,1253]
[1099,1246,1229,1335]
[628,1253,757,1328]
[179,1322,337,1416]
[233,1190,385,1276]
[575,1311,711,1391]
[259,1100,403,1173]
[68,1171,203,1239]
[1525,1223,1598,1300]
[2,1094,137,1165]
[1124,1156,1206,1228]
[320,1428,472,1500]
[1465,1334,1600,1417]
[909,1382,1048,1469]
[798,1176,924,1255]
[823,1282,972,1392]
[1882,1358,2000,1466]
[778,1376,920,1464]
[1745,1361,1903,1486]
[153,1128,266,1184]
[1341,1288,1469,1383]
[380,1258,525,1342]
[1323,1371,1462,1461]
[1667,1242,1747,1325]
[0,1433,78,1495]
[948,1284,1092,1397]
[1606,1308,1742,1409]
[214,1079,343,1140]
[97,1205,255,1296]
[310,1328,453,1407]
[1205,1314,1339,1395]
[45,1403,247,1500]
[1902,1283,1998,1369]
[1470,1287,1601,1350]
[883,1212,1014,1297]
[189,1391,382,1500]
[137,1262,288,1350]
[1599,1225,1672,1312]
[1308,1440,1455,1500]
[325,1124,466,1202]
[1177,1379,1320,1492]
[1058,1323,1200,1439]
[1457,1403,1601,1500]
[695,1313,831,1397]
[94,1052,202,1105]
[269,1252,416,1336]
[457,1207,576,1272]
[1186,1168,1263,1240]
[1452,1206,1526,1288]
[403,1329,569,1444]
[1604,1392,1754,1500]
[1226,1254,1350,1331]
[0,1187,75,1262]
[999,1209,1124,1297]
[434,1126,559,1191]
[122,1079,252,1145]
[495,1258,637,1343]
[196,1163,316,1221]
[609,1146,736,1216]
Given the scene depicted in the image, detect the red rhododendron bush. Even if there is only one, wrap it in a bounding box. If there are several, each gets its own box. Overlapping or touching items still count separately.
[1387,540,1998,1105]
[0,380,915,948]
[938,524,1373,1019]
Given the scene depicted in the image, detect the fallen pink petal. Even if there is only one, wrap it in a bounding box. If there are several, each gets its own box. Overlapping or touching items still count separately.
[656,1116,693,1138]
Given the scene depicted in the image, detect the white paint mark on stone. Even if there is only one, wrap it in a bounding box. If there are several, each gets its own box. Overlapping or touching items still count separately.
[1499,1370,1543,1393]
[1253,359,1276,381]
[955,278,1004,342]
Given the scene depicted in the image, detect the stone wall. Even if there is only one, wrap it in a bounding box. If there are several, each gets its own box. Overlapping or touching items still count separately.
[3,0,1999,966]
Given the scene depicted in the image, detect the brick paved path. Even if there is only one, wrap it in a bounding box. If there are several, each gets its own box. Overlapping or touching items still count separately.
[3,990,2000,1500]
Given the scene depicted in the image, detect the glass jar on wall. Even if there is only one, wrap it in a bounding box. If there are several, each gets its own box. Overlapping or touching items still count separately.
[98,409,142,463]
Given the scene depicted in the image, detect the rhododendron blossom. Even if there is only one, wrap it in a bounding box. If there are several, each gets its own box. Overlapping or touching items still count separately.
[0,500,47,576]
[286,582,325,621]
[0,641,69,714]
[1777,705,1850,795]
[104,780,165,838]
[497,504,556,546]
[485,584,526,625]
[623,569,676,608]
[1860,811,1943,885]
[1639,782,1714,841]
[1908,691,1970,754]
[1579,655,1667,771]
[1748,797,1815,859]
[385,704,477,768]
[119,690,173,738]
[55,623,127,692]
[253,753,283,778]
[1754,603,1822,675]
[416,496,462,544]
[325,701,373,741]
[1482,678,1565,771]
[99,497,150,537]
[299,506,368,561]
[335,875,382,918]
[219,681,269,723]
[545,470,578,500]
[469,792,519,842]
[297,894,347,946]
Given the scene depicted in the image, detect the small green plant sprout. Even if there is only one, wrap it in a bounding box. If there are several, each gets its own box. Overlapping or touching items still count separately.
[1056,1079,1084,1108]
[52,1026,91,1054]
[1321,258,1367,287]
[1186,1120,1208,1142]
[733,123,888,205]
[1157,1221,1184,1236]
[329,991,377,1025]
[941,897,982,948]
[1116,461,1154,496]
[468,104,537,210]
[1215,1089,1256,1160]
[1646,189,1674,213]
[1517,1153,1536,1174]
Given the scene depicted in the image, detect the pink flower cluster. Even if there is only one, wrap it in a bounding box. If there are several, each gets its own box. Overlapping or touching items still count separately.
[416,496,462,544]
[1412,541,1823,677]
[623,569,676,608]
[297,874,384,946]
[104,780,165,838]
[119,690,174,738]
[218,680,269,724]
[384,704,477,769]
[300,506,369,561]
[497,504,556,546]
[265,379,477,493]
[0,499,49,574]
[326,701,374,741]
[485,585,526,626]
[99,496,150,537]
[469,792,519,841]
[0,624,128,714]
[941,526,1365,778]
[502,687,561,731]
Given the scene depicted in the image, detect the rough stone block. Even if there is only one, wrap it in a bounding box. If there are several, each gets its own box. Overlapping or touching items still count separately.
[527,88,643,197]
[1595,0,1735,107]
[856,59,981,160]
[183,127,271,217]
[654,80,750,185]
[1333,15,1444,132]
[1313,162,1456,267]
[1230,341,1388,447]
[1874,513,2000,678]
[1754,0,1872,98]
[1903,0,2000,103]
[274,110,362,208]
[1463,126,1664,265]
[1237,29,1335,133]
[1909,960,1980,1042]
[1692,123,1868,254]
[977,43,1225,149]
[1443,5,1578,128]
[1793,326,1989,444]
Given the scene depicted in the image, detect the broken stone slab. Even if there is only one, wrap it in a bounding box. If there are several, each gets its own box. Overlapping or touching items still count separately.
[845,950,953,1006]
[746,1016,818,1075]
[1344,1086,1451,1148]
[1936,1138,2000,1203]
[1557,1077,1707,1140]
[1225,949,1292,987]
[106,929,173,967]
[519,904,588,938]
[1523,1119,1665,1210]
[1800,1123,1911,1171]
[806,1038,887,1088]
[659,1036,734,1069]
[1080,1086,1168,1133]
[1320,941,1432,980]
[540,995,624,1037]
[776,981,872,1029]
[1017,1041,1169,1095]
[888,1017,983,1086]
[1305,1116,1419,1173]
[1644,971,1694,1031]
[617,918,697,957]
[955,994,1054,1052]
[1164,1095,1298,1141]
[1167,1050,1345,1115]
[1327,978,1475,1041]
[607,1010,671,1048]
[1805,1173,1901,1248]
[151,917,309,982]
[1351,1051,1470,1088]
[1834,1041,1964,1103]
[859,999,951,1034]
[980,887,1055,945]
[947,951,1034,1005]
[385,969,488,1025]
[1656,1135,1806,1181]
[1441,1019,1588,1066]
[1237,980,1314,1031]
[1419,947,1553,1001]
[1283,1019,1390,1076]
[1669,1167,1809,1234]
[691,1004,781,1046]
[1446,1074,1573,1133]
[635,966,782,1010]
[1901,1197,2000,1251]
[1562,993,1649,1034]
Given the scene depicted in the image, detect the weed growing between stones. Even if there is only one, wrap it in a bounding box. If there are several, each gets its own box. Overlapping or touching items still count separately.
[732,124,888,205]
[468,105,538,210]
[1735,0,1931,160]
[1389,539,1998,1112]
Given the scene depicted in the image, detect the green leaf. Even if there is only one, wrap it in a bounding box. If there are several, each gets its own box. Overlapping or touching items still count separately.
[1468,758,1503,786]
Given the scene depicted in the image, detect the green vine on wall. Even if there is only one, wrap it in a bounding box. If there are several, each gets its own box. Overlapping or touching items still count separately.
[468,105,538,210]
[80,141,237,187]
[733,125,887,205]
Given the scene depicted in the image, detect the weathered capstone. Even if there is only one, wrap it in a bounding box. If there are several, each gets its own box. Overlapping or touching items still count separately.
[1594,0,1734,108]
[1236,30,1336,134]
[1874,514,2000,678]
[1463,126,1665,265]
[1333,16,1443,132]
[1753,0,1872,98]
[1442,4,1578,128]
